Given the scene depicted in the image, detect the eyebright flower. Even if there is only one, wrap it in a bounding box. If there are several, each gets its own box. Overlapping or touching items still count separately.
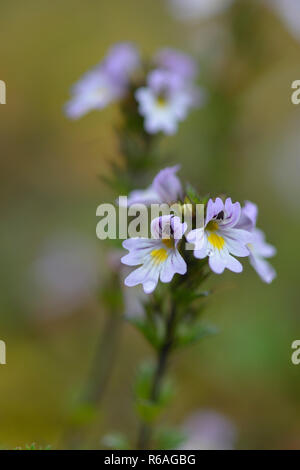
[135,69,202,135]
[121,215,187,294]
[187,197,251,274]
[155,48,198,80]
[237,201,276,283]
[65,42,139,119]
[123,165,183,207]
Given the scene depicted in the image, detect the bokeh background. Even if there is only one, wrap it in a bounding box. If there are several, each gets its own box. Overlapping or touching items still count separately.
[0,0,300,450]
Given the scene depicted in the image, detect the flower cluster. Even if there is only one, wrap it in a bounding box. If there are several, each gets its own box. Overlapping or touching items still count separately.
[121,166,276,293]
[65,42,204,135]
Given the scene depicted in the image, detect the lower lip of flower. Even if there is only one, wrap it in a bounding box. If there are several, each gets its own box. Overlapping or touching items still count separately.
[207,232,225,250]
[151,248,168,265]
[206,220,225,250]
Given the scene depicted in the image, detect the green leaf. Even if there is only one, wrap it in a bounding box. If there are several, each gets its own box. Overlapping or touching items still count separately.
[128,315,165,349]
[154,427,186,450]
[134,361,155,400]
[185,184,202,204]
[134,362,175,422]
[158,377,175,407]
[175,323,218,348]
[135,399,162,423]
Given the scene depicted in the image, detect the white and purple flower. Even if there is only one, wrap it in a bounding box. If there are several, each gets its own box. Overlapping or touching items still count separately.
[237,201,276,283]
[121,215,187,294]
[187,197,251,274]
[124,165,183,207]
[135,69,202,135]
[65,42,139,119]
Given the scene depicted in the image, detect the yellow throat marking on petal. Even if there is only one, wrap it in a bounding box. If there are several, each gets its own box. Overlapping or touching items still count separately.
[162,238,175,249]
[206,220,225,249]
[207,232,225,250]
[151,248,168,265]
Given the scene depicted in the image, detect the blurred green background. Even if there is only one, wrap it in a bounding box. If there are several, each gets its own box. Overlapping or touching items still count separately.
[0,0,300,449]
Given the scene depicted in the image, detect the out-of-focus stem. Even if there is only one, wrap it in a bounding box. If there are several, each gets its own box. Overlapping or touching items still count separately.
[137,301,178,450]
[83,307,122,405]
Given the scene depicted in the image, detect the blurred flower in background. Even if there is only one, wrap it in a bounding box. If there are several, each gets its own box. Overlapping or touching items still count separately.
[179,410,237,450]
[268,0,300,40]
[237,202,276,284]
[65,42,140,119]
[124,165,183,206]
[66,42,204,135]
[167,0,234,21]
[135,68,202,135]
[28,234,101,317]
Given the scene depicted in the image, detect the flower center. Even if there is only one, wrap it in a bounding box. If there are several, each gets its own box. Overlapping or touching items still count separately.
[151,248,168,265]
[162,238,175,249]
[156,95,167,107]
[206,220,219,231]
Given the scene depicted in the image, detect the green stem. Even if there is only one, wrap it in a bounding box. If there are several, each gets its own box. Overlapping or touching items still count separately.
[137,300,178,450]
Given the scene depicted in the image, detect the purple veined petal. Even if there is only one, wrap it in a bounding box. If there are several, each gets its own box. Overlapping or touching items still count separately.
[124,260,160,293]
[160,250,187,283]
[221,198,241,228]
[249,253,276,284]
[222,227,253,246]
[171,216,187,240]
[153,165,183,203]
[122,238,156,251]
[205,198,224,225]
[121,239,158,266]
[150,215,175,239]
[121,249,151,267]
[222,234,250,258]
